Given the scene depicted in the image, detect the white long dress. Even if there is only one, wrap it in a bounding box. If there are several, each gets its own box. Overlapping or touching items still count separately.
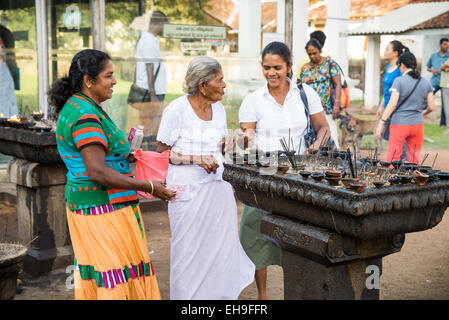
[157,95,255,300]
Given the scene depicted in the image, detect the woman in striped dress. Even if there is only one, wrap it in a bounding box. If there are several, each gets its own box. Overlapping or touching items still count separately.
[48,49,175,300]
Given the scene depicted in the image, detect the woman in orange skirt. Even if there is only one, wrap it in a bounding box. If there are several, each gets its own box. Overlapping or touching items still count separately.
[48,49,175,300]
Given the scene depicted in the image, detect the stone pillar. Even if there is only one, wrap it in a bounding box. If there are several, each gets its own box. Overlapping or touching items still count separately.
[326,0,350,76]
[238,0,262,80]
[277,0,285,36]
[285,0,309,78]
[35,0,49,118]
[292,0,309,76]
[8,159,73,276]
[261,214,405,300]
[364,35,381,109]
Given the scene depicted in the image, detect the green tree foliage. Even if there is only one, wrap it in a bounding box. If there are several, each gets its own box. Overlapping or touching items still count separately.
[0,8,36,49]
[105,1,139,26]
[153,0,210,24]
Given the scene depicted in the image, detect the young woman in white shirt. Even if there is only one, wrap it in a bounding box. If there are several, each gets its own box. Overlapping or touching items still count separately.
[237,41,330,300]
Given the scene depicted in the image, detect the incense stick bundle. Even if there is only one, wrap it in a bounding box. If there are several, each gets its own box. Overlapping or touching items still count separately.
[279,138,296,169]
[420,153,429,166]
[347,147,355,178]
[431,152,439,169]
[391,147,398,162]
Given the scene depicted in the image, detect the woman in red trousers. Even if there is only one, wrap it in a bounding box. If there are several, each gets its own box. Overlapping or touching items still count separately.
[375,51,435,164]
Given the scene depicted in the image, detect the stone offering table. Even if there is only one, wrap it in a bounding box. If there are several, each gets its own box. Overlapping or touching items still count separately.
[0,126,60,164]
[223,163,449,299]
[1,126,72,276]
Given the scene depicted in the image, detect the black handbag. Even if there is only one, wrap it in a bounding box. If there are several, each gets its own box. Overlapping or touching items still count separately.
[127,62,161,104]
[382,77,421,141]
[297,82,335,149]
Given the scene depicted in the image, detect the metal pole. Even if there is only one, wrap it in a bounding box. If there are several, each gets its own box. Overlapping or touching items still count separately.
[50,1,58,83]
[285,0,293,50]
[35,0,49,118]
[138,0,146,15]
[91,0,105,51]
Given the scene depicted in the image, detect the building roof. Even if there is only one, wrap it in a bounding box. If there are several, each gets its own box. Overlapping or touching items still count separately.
[203,0,325,31]
[203,0,449,32]
[347,2,449,35]
[309,0,448,22]
[410,10,449,30]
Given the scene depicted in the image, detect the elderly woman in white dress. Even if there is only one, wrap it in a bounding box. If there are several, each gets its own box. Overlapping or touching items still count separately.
[156,56,255,300]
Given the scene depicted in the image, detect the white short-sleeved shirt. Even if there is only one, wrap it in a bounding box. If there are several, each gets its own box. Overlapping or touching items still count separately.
[157,95,228,185]
[239,78,323,154]
[135,31,167,94]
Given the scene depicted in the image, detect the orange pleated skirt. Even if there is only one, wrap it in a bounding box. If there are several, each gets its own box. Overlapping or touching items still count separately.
[66,204,161,300]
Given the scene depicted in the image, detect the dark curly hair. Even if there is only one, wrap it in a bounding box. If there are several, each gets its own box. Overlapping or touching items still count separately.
[48,49,111,114]
[397,51,420,79]
[309,31,326,47]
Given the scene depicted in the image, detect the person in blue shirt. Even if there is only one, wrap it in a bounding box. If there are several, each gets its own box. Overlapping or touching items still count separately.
[377,41,407,118]
[426,38,449,126]
[377,40,408,160]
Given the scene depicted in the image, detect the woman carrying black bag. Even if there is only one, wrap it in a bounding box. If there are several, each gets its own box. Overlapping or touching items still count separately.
[375,51,435,163]
[236,42,329,300]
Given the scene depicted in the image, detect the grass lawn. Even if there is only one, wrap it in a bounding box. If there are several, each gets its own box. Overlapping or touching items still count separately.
[114,78,183,105]
[15,73,39,116]
[423,123,449,150]
[331,121,449,151]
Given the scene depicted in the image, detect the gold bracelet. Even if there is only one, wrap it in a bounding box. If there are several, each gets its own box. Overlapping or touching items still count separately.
[147,180,154,195]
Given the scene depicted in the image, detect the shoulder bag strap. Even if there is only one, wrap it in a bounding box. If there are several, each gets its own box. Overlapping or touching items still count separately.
[326,57,332,81]
[153,61,161,82]
[388,77,422,120]
[133,59,161,86]
[297,82,312,133]
[327,57,347,88]
[326,57,338,89]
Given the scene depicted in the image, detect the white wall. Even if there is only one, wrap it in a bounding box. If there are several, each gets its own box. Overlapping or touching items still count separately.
[421,34,444,80]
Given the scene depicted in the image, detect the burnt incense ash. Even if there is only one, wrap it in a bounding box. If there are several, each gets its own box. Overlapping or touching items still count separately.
[0,114,60,164]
